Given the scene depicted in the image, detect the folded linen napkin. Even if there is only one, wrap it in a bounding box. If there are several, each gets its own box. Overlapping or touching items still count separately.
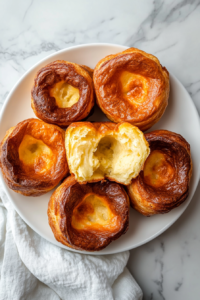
[0,185,143,300]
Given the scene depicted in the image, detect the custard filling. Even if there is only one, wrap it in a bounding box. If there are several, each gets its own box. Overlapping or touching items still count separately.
[71,194,118,231]
[144,150,174,187]
[120,71,148,103]
[18,134,53,173]
[50,80,80,108]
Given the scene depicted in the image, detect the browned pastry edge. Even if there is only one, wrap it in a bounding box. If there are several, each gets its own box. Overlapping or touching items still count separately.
[93,47,170,131]
[31,60,94,127]
[80,65,94,78]
[0,118,68,196]
[127,130,192,216]
[48,175,130,251]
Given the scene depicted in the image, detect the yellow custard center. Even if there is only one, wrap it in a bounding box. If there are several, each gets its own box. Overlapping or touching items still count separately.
[71,194,118,231]
[120,71,147,103]
[50,80,80,108]
[143,150,174,187]
[18,134,53,173]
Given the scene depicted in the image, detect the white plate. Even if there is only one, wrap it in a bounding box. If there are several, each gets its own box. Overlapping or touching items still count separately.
[0,43,200,255]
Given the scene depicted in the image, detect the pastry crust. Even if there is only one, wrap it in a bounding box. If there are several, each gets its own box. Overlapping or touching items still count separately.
[0,118,68,196]
[48,175,129,251]
[94,48,170,131]
[65,121,150,185]
[80,65,94,78]
[31,60,94,127]
[127,130,192,216]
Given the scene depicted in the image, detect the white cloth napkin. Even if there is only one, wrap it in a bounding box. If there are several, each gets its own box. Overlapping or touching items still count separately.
[0,186,143,300]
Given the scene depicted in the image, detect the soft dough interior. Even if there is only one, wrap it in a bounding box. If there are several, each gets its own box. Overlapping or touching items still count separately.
[18,134,53,173]
[71,193,118,231]
[66,123,150,184]
[50,80,80,108]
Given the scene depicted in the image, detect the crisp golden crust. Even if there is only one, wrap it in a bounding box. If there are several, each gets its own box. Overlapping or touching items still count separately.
[80,65,94,78]
[94,48,170,131]
[48,175,129,251]
[65,121,150,185]
[31,60,95,127]
[127,130,192,216]
[0,118,68,196]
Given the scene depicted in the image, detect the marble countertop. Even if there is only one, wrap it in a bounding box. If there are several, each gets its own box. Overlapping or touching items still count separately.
[0,0,200,299]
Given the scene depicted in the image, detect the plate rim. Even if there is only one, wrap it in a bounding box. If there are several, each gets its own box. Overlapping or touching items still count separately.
[0,43,200,255]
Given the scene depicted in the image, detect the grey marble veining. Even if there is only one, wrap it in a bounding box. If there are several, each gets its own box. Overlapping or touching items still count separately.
[0,0,200,299]
[128,182,200,299]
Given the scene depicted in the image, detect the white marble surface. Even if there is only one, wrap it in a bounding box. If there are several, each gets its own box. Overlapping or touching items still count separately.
[0,0,200,298]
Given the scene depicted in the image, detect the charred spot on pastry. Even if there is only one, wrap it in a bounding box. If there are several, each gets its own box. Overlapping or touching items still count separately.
[48,176,129,251]
[93,48,170,131]
[0,118,68,196]
[31,61,94,127]
[127,130,192,216]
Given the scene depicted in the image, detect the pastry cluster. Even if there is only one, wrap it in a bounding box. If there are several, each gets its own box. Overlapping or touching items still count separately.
[0,48,192,251]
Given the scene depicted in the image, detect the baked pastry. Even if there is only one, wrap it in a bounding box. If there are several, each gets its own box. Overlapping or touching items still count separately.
[48,175,129,251]
[31,60,94,127]
[127,130,192,216]
[0,118,68,196]
[80,65,94,78]
[65,121,150,185]
[93,48,170,131]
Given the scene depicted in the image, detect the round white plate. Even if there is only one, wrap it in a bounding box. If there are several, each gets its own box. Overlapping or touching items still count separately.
[0,44,200,255]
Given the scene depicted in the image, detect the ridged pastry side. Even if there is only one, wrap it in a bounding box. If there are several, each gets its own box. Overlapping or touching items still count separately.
[48,175,129,251]
[127,130,192,216]
[31,60,94,127]
[65,121,150,185]
[94,47,169,131]
[0,118,68,196]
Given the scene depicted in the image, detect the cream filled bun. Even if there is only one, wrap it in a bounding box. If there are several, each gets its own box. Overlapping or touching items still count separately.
[0,118,68,196]
[65,122,150,185]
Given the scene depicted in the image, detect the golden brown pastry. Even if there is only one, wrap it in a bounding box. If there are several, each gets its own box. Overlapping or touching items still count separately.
[65,121,150,185]
[93,48,170,131]
[80,65,94,78]
[31,60,94,127]
[0,118,68,196]
[48,175,129,251]
[127,130,192,216]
